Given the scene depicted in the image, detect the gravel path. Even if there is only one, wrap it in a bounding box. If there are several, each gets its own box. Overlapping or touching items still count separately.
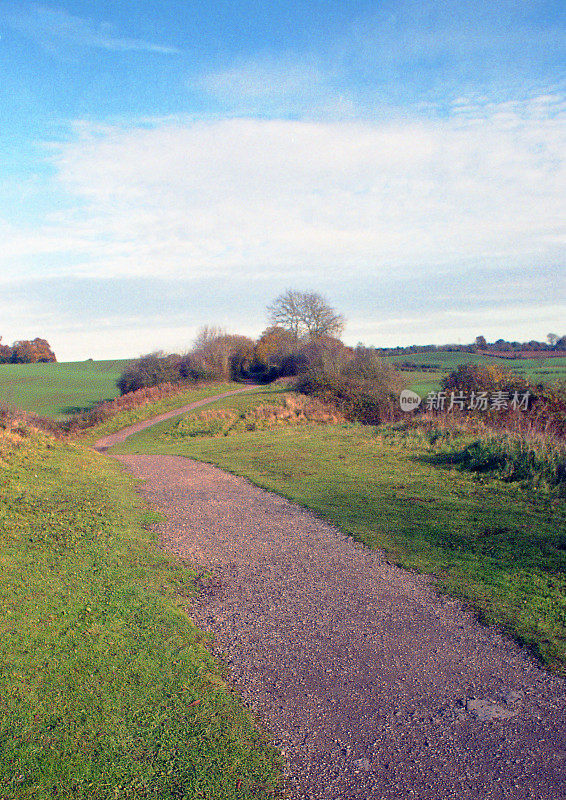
[110,452,566,800]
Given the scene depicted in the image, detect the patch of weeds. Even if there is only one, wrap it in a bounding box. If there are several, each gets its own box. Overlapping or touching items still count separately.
[432,433,566,496]
[164,395,345,439]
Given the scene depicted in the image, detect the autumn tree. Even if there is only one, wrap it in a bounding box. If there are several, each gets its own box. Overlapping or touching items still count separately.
[0,337,11,363]
[267,290,345,340]
[297,336,352,377]
[254,326,300,370]
[10,338,57,363]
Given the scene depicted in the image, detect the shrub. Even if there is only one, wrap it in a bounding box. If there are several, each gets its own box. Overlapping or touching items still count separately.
[165,395,346,439]
[440,363,566,437]
[296,366,405,426]
[0,401,62,438]
[63,382,195,433]
[178,354,213,382]
[441,362,527,395]
[189,328,255,381]
[438,432,566,495]
[116,352,183,395]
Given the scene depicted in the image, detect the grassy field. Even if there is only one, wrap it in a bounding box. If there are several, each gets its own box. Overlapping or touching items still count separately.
[0,423,281,799]
[384,351,566,397]
[0,360,129,418]
[2,353,564,417]
[112,387,566,672]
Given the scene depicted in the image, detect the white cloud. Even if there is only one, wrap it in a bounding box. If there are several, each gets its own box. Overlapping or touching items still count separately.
[3,97,560,284]
[199,55,329,102]
[1,96,564,354]
[7,5,179,54]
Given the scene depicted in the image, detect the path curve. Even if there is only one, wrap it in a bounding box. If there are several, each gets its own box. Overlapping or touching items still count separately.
[93,385,259,452]
[111,452,565,800]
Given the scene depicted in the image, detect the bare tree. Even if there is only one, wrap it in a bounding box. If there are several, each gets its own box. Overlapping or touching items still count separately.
[267,290,345,340]
[267,291,303,338]
[189,325,254,380]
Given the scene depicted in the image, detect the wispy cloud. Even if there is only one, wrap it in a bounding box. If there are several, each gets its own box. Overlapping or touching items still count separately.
[1,94,564,357]
[6,5,180,54]
[196,54,351,118]
[12,96,559,279]
[196,0,565,115]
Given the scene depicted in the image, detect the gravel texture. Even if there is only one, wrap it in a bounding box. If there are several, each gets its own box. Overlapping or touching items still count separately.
[109,452,566,800]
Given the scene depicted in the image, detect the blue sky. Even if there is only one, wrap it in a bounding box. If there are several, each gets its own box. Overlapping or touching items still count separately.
[1,0,564,359]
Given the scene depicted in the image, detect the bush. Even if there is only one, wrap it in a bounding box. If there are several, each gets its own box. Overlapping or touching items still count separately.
[165,395,346,439]
[441,363,527,395]
[440,363,566,437]
[438,432,566,495]
[117,352,183,395]
[296,367,405,425]
[64,382,194,433]
[178,354,213,382]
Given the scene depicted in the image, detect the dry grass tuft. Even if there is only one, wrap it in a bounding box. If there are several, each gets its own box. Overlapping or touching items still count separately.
[167,395,346,438]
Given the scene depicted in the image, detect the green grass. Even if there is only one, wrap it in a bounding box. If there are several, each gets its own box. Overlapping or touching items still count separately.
[0,425,281,799]
[77,382,244,445]
[112,391,566,672]
[0,360,130,418]
[102,386,293,450]
[385,351,566,396]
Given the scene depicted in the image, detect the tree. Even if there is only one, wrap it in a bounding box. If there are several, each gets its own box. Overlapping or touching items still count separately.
[10,338,56,363]
[267,290,345,340]
[475,335,487,351]
[547,333,559,347]
[254,326,300,370]
[297,336,352,377]
[189,326,255,380]
[0,337,11,364]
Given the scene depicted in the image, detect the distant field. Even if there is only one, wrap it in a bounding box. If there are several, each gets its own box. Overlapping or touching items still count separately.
[1,352,564,418]
[0,359,130,418]
[385,352,566,397]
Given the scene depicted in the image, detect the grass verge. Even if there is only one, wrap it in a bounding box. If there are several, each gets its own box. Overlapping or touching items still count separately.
[112,394,566,673]
[0,423,281,799]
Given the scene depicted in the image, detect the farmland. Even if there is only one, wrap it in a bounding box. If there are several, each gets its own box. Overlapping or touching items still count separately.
[0,359,129,418]
[384,351,566,397]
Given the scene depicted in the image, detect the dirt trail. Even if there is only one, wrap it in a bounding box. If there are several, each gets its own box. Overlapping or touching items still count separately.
[105,448,566,800]
[93,385,258,452]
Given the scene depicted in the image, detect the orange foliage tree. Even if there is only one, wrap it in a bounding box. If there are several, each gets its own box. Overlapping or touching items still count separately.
[8,338,57,363]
